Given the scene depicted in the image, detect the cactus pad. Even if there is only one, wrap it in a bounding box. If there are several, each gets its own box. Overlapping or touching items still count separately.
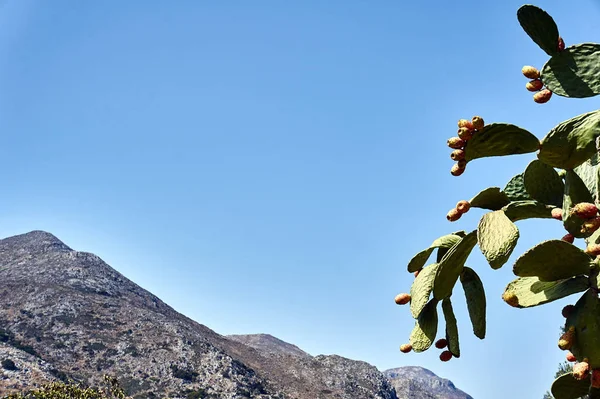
[464,123,540,162]
[503,173,532,202]
[523,160,564,207]
[542,43,600,98]
[575,156,600,202]
[563,169,595,238]
[502,200,554,222]
[469,187,510,211]
[502,276,589,308]
[477,210,520,269]
[410,263,439,319]
[409,298,439,353]
[442,299,460,358]
[566,289,600,368]
[517,5,560,56]
[539,110,600,169]
[550,372,591,399]
[433,231,478,300]
[407,234,464,273]
[513,240,592,281]
[460,267,486,339]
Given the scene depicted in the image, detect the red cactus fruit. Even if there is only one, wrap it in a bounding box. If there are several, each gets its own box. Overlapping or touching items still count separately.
[457,127,474,142]
[572,202,599,219]
[400,344,413,353]
[435,339,448,349]
[561,234,575,244]
[439,351,453,362]
[551,208,563,220]
[457,119,474,131]
[592,369,600,388]
[471,116,484,131]
[450,163,465,177]
[394,293,411,305]
[562,305,576,318]
[447,208,462,222]
[447,137,465,149]
[526,79,544,92]
[522,66,540,79]
[573,360,590,380]
[582,217,600,234]
[450,149,465,161]
[558,37,565,52]
[533,89,553,103]
[502,292,519,308]
[456,200,470,214]
[566,352,577,362]
[585,244,600,256]
[558,326,576,351]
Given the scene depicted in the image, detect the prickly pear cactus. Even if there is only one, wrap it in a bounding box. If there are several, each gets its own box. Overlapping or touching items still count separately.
[393,4,600,398]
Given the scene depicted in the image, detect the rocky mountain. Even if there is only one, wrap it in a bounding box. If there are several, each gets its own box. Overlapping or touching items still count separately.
[384,367,473,399]
[0,231,472,399]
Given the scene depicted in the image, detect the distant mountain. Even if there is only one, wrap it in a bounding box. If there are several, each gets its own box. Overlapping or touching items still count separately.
[384,367,473,399]
[0,231,472,399]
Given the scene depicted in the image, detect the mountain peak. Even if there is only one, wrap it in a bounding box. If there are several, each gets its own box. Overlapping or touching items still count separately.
[227,333,309,358]
[0,230,71,252]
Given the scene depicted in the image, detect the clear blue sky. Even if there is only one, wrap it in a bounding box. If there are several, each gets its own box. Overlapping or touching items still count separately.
[2,1,600,398]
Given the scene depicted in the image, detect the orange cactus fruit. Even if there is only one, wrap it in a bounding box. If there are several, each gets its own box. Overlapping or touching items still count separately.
[558,326,576,351]
[394,293,411,305]
[522,66,540,79]
[400,344,413,353]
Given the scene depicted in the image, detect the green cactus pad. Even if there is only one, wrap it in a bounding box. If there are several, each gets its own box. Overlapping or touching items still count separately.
[469,187,510,211]
[566,289,600,368]
[503,173,532,202]
[517,5,560,57]
[542,43,600,98]
[563,169,595,238]
[550,372,591,399]
[513,240,592,281]
[523,160,564,207]
[539,110,600,169]
[433,231,478,300]
[442,299,460,358]
[409,298,439,353]
[460,267,486,339]
[477,210,520,270]
[502,276,589,308]
[464,123,540,162]
[575,156,600,202]
[407,234,464,273]
[502,200,554,222]
[410,263,439,319]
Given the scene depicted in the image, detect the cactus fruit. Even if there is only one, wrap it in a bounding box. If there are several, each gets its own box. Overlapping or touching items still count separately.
[435,338,448,349]
[456,200,471,214]
[522,66,540,79]
[573,360,590,380]
[447,208,462,222]
[582,217,600,234]
[558,37,565,52]
[561,234,575,243]
[447,137,466,149]
[395,293,411,305]
[585,243,600,256]
[450,163,465,177]
[457,127,474,141]
[551,208,563,220]
[472,116,485,131]
[439,350,453,362]
[592,369,600,388]
[558,326,576,351]
[566,352,577,362]
[450,149,466,161]
[458,119,474,131]
[414,270,420,278]
[502,291,519,307]
[526,80,544,92]
[562,305,576,318]
[571,203,599,219]
[400,343,413,353]
[533,89,552,103]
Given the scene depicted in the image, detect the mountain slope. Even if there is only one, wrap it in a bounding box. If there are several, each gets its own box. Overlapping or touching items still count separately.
[384,367,473,399]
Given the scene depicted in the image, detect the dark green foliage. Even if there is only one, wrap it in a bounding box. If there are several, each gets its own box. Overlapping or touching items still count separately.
[542,44,600,98]
[469,187,510,211]
[464,123,539,162]
[170,365,200,382]
[460,267,486,339]
[2,375,127,399]
[517,5,560,56]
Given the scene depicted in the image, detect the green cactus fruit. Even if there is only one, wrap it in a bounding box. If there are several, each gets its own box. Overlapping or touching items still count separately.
[503,200,554,222]
[582,217,600,234]
[538,110,600,169]
[409,298,439,352]
[541,43,600,98]
[523,160,565,207]
[463,123,540,162]
[558,37,565,52]
[552,208,563,220]
[513,240,592,281]
[469,187,510,211]
[399,344,412,353]
[567,352,577,362]
[561,234,575,243]
[450,149,465,161]
[433,231,478,300]
[563,305,576,318]
[456,200,470,214]
[533,89,552,103]
[442,298,460,358]
[573,360,590,380]
[502,276,589,309]
[472,116,484,131]
[460,267,486,339]
[450,163,465,177]
[517,5,560,56]
[407,234,463,273]
[522,66,541,79]
[457,127,474,142]
[457,119,474,130]
[435,338,448,349]
[410,263,439,319]
[477,210,520,270]
[439,350,452,362]
[395,293,411,305]
[572,203,599,219]
[585,244,600,256]
[592,369,600,388]
[558,326,576,351]
[526,79,544,92]
[503,173,532,202]
[447,137,465,149]
[446,208,461,222]
[551,372,591,399]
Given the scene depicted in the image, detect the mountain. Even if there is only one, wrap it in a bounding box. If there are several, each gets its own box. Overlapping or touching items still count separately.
[384,367,473,399]
[0,231,471,399]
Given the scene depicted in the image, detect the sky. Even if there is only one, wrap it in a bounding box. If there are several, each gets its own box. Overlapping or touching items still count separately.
[1,1,600,398]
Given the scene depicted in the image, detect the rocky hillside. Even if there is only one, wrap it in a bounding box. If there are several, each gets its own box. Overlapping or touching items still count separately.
[384,367,473,399]
[0,231,471,399]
